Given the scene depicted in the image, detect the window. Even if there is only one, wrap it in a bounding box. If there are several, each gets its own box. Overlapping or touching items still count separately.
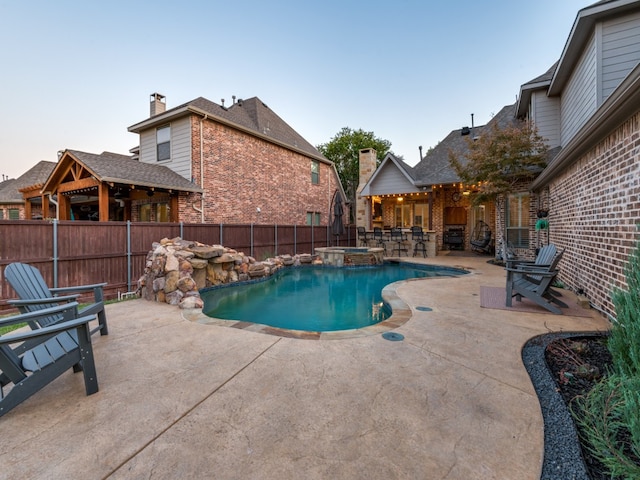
[311,160,319,184]
[156,125,171,161]
[156,203,169,222]
[0,209,3,219]
[140,204,152,221]
[506,193,530,248]
[414,203,429,228]
[306,212,321,225]
[8,209,19,220]
[395,203,411,227]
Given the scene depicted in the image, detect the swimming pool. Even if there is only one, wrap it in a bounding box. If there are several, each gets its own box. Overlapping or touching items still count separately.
[201,262,466,332]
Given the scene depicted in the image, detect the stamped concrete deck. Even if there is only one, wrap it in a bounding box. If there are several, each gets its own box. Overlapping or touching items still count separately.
[0,255,610,479]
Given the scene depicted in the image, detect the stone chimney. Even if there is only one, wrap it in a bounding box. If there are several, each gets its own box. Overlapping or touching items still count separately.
[150,93,166,116]
[356,148,377,229]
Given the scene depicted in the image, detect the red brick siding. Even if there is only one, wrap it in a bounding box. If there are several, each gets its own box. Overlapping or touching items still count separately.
[546,111,640,318]
[184,116,340,225]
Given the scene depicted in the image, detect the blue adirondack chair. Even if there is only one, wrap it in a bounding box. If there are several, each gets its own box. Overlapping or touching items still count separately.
[0,303,99,417]
[4,262,108,336]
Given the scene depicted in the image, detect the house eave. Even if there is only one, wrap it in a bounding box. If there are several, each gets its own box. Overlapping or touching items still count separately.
[549,0,640,95]
[128,105,331,165]
[532,62,640,191]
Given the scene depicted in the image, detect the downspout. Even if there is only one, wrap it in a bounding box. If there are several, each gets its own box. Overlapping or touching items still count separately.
[199,115,206,223]
[48,193,59,220]
[190,115,208,222]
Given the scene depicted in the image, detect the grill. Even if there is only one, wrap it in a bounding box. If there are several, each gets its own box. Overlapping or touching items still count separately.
[444,227,465,250]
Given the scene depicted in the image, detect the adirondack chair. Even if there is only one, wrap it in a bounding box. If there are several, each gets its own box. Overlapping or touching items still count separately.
[506,243,557,270]
[505,267,567,314]
[506,248,566,299]
[0,303,99,417]
[4,262,108,336]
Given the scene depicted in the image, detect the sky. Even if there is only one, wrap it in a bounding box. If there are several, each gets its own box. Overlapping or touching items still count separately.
[0,0,593,180]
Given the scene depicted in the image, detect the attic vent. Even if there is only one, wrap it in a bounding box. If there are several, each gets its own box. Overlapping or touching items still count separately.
[461,127,471,136]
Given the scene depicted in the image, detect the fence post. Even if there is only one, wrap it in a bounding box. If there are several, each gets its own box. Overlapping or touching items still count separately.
[250,223,254,258]
[52,219,58,288]
[127,220,132,293]
[275,224,278,256]
[311,223,314,251]
[180,221,184,239]
[220,223,223,246]
[294,224,297,255]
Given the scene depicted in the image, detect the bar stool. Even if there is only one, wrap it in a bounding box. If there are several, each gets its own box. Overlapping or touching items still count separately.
[411,226,427,257]
[390,227,409,256]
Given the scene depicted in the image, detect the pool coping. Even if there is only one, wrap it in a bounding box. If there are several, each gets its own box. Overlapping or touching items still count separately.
[182,274,464,340]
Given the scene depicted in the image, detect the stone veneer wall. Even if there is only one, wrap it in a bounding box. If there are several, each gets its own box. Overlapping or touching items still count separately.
[545,111,640,319]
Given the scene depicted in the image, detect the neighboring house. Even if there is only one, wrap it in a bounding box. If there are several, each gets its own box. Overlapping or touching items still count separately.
[38,150,203,222]
[0,161,56,220]
[127,94,346,226]
[358,104,517,251]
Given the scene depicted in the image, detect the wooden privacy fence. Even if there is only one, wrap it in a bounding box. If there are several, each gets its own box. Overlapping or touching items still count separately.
[0,220,355,308]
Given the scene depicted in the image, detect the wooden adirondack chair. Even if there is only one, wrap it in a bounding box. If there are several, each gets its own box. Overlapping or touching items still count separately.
[506,243,557,270]
[4,262,108,336]
[0,303,99,417]
[505,265,569,314]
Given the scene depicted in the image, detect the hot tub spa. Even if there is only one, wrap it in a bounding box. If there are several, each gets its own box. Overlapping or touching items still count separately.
[314,246,384,267]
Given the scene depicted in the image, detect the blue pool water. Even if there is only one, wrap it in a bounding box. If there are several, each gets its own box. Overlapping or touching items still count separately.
[201,263,466,332]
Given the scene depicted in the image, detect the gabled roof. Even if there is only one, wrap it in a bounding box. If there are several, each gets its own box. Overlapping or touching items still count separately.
[0,161,56,203]
[42,150,203,194]
[412,104,518,187]
[516,62,558,118]
[550,0,640,95]
[128,96,327,162]
[360,153,419,196]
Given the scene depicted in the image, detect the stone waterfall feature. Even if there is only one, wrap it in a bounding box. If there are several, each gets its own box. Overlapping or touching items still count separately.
[138,237,312,309]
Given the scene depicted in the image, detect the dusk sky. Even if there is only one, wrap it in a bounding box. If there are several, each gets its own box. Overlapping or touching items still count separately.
[0,0,592,179]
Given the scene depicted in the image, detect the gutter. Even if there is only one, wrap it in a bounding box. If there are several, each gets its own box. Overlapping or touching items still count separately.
[532,63,640,191]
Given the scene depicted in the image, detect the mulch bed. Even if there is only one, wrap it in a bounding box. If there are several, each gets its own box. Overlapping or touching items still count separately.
[544,336,619,479]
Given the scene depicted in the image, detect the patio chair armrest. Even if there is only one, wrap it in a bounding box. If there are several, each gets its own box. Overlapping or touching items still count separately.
[7,294,80,306]
[0,302,80,329]
[0,313,93,346]
[50,283,107,295]
[506,267,558,277]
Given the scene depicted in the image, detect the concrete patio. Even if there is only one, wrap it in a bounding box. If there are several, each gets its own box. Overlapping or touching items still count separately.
[0,255,610,479]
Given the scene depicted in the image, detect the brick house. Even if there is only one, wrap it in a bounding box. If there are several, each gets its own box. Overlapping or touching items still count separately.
[358,105,516,252]
[359,0,640,319]
[127,94,346,226]
[519,0,640,318]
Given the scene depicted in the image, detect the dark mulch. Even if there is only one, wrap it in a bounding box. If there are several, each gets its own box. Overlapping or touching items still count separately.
[544,335,614,479]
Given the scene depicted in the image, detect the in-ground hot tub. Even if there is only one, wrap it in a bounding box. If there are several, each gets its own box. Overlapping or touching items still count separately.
[315,246,384,267]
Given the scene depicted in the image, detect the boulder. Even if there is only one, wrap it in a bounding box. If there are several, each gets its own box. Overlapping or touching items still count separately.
[165,254,179,272]
[189,258,208,269]
[177,276,197,293]
[164,270,180,293]
[188,245,224,259]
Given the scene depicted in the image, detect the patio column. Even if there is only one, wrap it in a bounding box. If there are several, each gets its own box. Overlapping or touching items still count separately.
[98,183,110,221]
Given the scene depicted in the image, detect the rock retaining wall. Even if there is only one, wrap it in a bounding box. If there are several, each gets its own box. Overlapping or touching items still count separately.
[138,237,316,309]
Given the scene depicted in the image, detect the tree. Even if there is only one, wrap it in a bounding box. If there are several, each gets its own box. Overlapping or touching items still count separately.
[317,127,391,221]
[448,120,549,205]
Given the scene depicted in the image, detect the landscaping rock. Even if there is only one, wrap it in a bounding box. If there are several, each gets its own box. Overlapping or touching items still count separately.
[139,237,326,310]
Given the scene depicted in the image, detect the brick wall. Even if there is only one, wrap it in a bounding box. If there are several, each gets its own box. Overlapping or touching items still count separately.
[185,116,340,225]
[546,111,640,318]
